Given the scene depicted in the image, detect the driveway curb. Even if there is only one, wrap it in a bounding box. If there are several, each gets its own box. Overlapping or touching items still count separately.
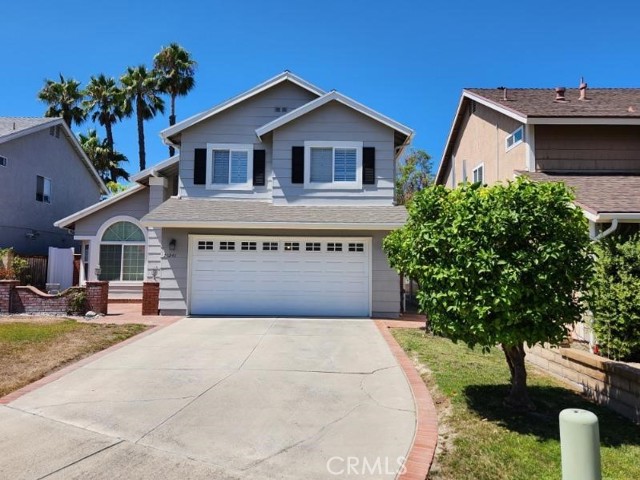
[375,320,437,480]
[0,317,182,405]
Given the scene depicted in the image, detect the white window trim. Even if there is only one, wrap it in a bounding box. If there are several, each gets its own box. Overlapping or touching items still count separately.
[36,175,52,204]
[303,141,363,190]
[472,163,485,184]
[205,143,254,191]
[94,215,148,284]
[505,126,524,152]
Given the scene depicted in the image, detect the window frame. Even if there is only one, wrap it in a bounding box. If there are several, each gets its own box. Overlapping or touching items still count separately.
[472,163,485,184]
[505,126,524,152]
[303,141,363,190]
[205,143,254,191]
[98,219,147,283]
[36,175,52,204]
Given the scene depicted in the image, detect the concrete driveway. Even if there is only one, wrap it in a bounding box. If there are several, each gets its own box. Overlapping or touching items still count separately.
[0,318,416,479]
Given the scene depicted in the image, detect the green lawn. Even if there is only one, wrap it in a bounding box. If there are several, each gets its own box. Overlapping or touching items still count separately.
[0,318,147,397]
[392,329,640,480]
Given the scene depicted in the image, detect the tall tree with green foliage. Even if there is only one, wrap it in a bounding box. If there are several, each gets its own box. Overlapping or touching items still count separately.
[395,149,433,205]
[83,74,125,159]
[37,74,86,128]
[384,178,592,408]
[79,129,129,184]
[121,65,165,171]
[153,43,197,156]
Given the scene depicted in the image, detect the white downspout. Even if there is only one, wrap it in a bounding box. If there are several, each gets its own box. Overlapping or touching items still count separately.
[592,219,619,242]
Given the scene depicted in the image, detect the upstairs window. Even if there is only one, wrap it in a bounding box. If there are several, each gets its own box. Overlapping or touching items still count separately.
[505,126,524,151]
[304,141,362,189]
[36,175,52,203]
[206,143,253,190]
[0,155,7,167]
[472,164,484,184]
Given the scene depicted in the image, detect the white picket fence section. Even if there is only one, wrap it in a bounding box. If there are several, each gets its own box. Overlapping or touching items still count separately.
[47,247,74,292]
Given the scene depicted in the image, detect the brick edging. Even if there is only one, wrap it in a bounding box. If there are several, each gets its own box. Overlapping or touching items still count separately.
[375,320,438,480]
[0,317,182,404]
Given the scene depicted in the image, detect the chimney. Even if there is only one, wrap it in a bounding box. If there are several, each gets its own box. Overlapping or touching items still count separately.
[497,86,508,101]
[579,77,588,100]
[555,87,567,102]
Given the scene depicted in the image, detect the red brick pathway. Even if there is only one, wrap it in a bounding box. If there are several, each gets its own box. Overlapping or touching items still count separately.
[375,320,438,480]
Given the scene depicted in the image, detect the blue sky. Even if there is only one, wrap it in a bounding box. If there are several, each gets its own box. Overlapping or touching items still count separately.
[4,0,639,177]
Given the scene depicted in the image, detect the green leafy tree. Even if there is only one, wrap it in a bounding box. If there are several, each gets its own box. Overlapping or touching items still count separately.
[153,43,197,156]
[121,65,165,171]
[106,181,128,194]
[79,129,129,183]
[590,233,640,361]
[37,74,86,127]
[395,149,433,205]
[384,178,592,408]
[83,74,125,159]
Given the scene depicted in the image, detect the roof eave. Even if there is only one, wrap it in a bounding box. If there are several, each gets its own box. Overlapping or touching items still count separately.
[130,155,180,183]
[139,220,404,231]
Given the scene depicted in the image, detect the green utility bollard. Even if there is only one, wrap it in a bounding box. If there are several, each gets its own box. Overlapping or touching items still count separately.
[559,408,601,480]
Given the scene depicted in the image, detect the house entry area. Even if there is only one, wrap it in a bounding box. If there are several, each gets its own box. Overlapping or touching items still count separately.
[189,235,371,316]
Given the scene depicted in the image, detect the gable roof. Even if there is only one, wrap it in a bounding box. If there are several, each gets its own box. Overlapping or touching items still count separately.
[0,116,108,194]
[160,71,325,144]
[255,90,414,144]
[516,171,640,221]
[467,88,640,119]
[141,197,407,230]
[130,155,179,183]
[54,183,146,229]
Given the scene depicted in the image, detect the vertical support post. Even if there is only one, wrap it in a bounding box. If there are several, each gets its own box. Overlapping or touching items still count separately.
[142,281,160,316]
[0,280,20,314]
[86,281,109,315]
[559,408,601,480]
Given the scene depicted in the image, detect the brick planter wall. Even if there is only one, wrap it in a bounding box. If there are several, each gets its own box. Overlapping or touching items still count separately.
[142,282,159,316]
[86,281,109,315]
[0,280,20,314]
[527,344,640,423]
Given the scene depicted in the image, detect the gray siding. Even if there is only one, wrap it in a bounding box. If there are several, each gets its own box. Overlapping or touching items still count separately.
[179,81,317,199]
[74,188,150,237]
[0,128,103,254]
[272,102,396,205]
[157,228,400,317]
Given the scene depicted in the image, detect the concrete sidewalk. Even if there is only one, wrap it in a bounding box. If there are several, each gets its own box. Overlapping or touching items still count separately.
[1,317,416,479]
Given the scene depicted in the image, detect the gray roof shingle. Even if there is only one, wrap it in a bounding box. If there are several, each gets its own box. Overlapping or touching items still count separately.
[142,198,407,228]
[519,171,640,214]
[467,88,640,118]
[0,117,59,139]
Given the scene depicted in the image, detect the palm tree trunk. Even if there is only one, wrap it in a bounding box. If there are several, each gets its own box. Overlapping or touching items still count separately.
[137,99,146,171]
[104,121,118,182]
[168,94,176,157]
[502,343,534,410]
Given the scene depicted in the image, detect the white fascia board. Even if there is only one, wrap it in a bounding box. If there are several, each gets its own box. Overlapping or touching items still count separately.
[54,184,146,228]
[160,71,325,142]
[435,94,466,184]
[528,117,640,125]
[256,91,414,140]
[140,220,403,231]
[463,91,529,124]
[130,155,179,182]
[584,211,640,222]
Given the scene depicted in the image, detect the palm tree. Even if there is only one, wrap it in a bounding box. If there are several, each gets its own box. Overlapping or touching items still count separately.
[121,65,165,171]
[79,129,129,183]
[37,74,86,127]
[154,43,197,156]
[82,74,125,158]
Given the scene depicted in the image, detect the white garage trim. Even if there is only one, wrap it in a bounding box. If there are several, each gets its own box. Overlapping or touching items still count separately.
[187,234,372,317]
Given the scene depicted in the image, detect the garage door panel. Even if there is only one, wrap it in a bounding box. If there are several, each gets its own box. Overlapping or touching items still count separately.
[190,236,370,317]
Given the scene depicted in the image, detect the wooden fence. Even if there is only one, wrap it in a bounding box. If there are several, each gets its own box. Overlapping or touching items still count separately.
[19,255,48,289]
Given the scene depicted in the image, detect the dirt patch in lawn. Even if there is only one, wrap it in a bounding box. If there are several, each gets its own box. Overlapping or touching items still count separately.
[0,318,147,397]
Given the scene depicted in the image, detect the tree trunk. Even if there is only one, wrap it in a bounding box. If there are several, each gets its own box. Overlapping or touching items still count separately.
[502,342,534,410]
[168,94,176,157]
[137,99,146,171]
[105,121,117,183]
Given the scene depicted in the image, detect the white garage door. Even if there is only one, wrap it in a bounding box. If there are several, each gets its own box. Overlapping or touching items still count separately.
[189,236,371,317]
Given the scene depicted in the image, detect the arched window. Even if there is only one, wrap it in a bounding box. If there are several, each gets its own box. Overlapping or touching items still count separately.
[99,221,145,281]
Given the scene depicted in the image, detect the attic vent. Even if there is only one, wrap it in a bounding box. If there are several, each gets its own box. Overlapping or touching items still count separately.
[555,87,567,102]
[0,155,7,167]
[468,100,477,115]
[275,106,288,113]
[49,126,55,136]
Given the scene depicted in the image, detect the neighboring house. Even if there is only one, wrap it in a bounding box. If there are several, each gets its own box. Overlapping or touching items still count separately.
[55,72,413,316]
[0,117,108,255]
[435,83,640,237]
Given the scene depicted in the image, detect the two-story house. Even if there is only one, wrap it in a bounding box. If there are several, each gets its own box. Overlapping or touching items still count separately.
[55,72,413,316]
[435,83,640,238]
[0,117,108,255]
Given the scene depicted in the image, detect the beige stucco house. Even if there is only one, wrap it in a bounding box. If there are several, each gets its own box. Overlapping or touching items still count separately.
[436,83,640,238]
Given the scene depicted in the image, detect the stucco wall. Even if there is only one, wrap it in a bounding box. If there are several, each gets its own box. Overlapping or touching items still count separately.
[0,127,103,254]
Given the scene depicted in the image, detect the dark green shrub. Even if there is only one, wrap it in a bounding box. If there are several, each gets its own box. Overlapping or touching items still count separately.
[590,233,640,361]
[67,290,88,315]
